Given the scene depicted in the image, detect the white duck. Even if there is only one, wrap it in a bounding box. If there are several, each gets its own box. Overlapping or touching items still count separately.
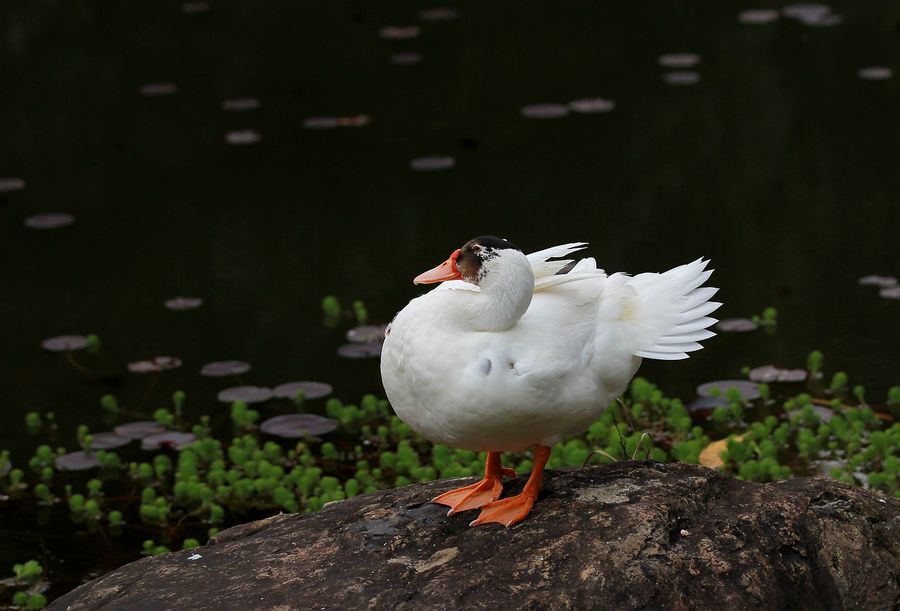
[380,236,720,527]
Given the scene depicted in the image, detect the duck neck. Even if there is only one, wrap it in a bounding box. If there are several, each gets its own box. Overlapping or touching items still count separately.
[469,254,534,331]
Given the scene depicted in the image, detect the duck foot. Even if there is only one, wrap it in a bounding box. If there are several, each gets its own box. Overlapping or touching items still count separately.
[469,491,536,527]
[432,452,516,514]
[469,444,551,528]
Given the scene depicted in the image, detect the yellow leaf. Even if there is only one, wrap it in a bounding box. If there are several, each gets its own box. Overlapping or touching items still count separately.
[699,434,743,469]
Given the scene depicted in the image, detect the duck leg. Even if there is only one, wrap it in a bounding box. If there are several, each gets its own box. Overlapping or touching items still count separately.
[470,444,551,527]
[432,451,517,515]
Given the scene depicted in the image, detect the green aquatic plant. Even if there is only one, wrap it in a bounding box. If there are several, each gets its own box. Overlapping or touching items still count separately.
[100,394,119,415]
[807,350,824,376]
[751,306,778,328]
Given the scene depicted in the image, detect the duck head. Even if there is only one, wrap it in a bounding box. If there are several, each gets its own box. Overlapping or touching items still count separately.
[414,236,534,331]
[414,236,524,285]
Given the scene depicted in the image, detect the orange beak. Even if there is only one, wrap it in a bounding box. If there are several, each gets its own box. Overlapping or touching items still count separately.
[414,248,462,284]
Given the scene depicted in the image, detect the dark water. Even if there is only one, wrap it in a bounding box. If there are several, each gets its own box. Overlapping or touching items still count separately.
[2,0,899,598]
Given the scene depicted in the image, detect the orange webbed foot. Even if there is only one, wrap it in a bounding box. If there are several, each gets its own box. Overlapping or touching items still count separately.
[469,492,536,527]
[432,476,504,514]
[432,452,517,515]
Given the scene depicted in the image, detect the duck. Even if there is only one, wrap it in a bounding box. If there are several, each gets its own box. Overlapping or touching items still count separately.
[380,236,721,527]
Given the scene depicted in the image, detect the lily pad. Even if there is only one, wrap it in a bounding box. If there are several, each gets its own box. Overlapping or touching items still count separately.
[858,275,897,288]
[788,405,835,423]
[748,365,808,383]
[716,318,758,333]
[520,103,569,119]
[783,4,840,26]
[410,156,455,171]
[139,82,178,96]
[662,71,700,85]
[417,8,459,22]
[200,360,251,377]
[390,52,423,65]
[114,421,166,439]
[0,178,25,193]
[858,67,893,81]
[569,98,615,114]
[181,2,211,14]
[346,324,388,344]
[739,9,779,24]
[686,396,730,411]
[141,432,196,451]
[697,380,761,401]
[658,53,701,68]
[128,356,182,373]
[338,343,382,359]
[272,381,333,400]
[55,451,100,471]
[164,296,204,311]
[699,435,743,469]
[222,98,260,111]
[260,414,338,438]
[85,432,131,450]
[225,129,261,145]
[379,26,420,40]
[41,335,88,352]
[217,386,273,404]
[879,286,900,300]
[24,212,75,229]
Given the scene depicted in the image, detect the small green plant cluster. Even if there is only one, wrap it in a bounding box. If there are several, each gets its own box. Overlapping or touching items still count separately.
[320,295,369,326]
[6,559,47,609]
[751,306,778,328]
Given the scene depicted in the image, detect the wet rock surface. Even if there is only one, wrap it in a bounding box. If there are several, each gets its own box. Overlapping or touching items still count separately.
[51,462,899,610]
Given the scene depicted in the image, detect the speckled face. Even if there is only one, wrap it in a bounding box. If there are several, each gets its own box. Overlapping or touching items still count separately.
[455,236,521,284]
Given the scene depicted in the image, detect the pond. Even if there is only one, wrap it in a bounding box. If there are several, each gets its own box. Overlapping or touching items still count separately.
[1,0,898,605]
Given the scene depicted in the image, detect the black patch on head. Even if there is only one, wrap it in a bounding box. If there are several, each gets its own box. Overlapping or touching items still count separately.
[456,236,520,284]
[468,235,521,253]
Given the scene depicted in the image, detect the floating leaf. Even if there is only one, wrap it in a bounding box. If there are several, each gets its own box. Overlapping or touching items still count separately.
[699,435,743,469]
[417,8,459,22]
[658,53,701,68]
[390,52,423,65]
[879,286,900,300]
[379,26,420,40]
[114,421,166,439]
[128,356,182,373]
[225,130,261,145]
[858,275,897,288]
[139,82,178,96]
[337,343,382,359]
[260,414,338,438]
[164,296,204,311]
[783,4,841,26]
[272,381,333,400]
[410,156,455,171]
[697,380,761,401]
[222,98,260,111]
[217,386,273,404]
[686,396,729,411]
[0,177,25,193]
[55,451,100,471]
[520,103,569,119]
[181,2,211,14]
[568,98,615,114]
[716,318,758,333]
[858,67,893,81]
[787,405,835,423]
[86,433,131,450]
[346,324,388,344]
[748,365,808,383]
[200,360,251,377]
[738,9,779,24]
[41,335,88,352]
[24,213,75,229]
[662,71,700,85]
[141,432,196,451]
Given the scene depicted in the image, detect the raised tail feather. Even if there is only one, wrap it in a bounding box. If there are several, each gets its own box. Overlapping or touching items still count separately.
[628,258,721,360]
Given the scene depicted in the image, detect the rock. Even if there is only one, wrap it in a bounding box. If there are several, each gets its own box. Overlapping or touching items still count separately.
[50,462,899,610]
